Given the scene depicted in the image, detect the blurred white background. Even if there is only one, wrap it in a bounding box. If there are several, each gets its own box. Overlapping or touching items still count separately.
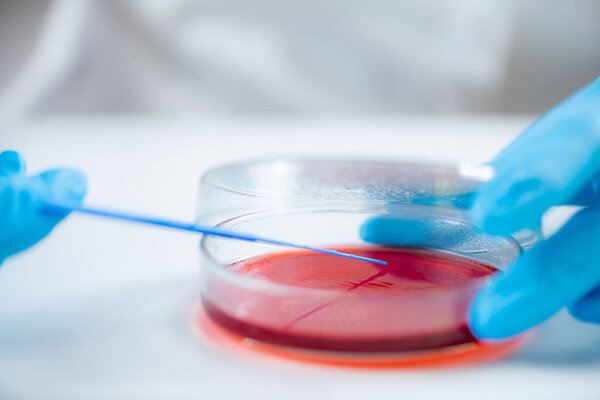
[1,0,599,126]
[2,2,600,399]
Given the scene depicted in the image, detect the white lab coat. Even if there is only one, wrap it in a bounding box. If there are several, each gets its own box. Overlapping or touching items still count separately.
[0,0,598,125]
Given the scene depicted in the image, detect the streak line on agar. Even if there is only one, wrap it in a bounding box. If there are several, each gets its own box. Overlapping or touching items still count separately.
[281,269,389,331]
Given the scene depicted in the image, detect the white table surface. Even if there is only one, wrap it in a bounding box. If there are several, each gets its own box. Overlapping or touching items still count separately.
[1,116,599,400]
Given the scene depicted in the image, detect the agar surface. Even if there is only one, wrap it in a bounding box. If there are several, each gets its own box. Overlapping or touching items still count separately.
[204,247,496,352]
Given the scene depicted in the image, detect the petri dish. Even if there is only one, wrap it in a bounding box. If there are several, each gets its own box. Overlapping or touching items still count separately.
[197,159,538,364]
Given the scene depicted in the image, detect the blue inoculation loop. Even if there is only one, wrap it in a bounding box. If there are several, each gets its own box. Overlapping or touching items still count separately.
[40,200,387,266]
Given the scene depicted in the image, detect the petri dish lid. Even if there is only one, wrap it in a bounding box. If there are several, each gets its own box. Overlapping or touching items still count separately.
[201,158,491,204]
[199,158,539,249]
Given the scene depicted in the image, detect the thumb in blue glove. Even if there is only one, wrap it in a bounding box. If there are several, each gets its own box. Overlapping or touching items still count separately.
[469,76,600,339]
[0,151,87,264]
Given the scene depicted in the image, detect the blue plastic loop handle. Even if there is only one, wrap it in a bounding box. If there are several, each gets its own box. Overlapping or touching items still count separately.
[41,200,387,266]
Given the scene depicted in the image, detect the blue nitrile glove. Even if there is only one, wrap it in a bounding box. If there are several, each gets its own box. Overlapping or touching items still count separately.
[360,77,600,341]
[360,210,479,250]
[0,151,86,265]
[468,77,600,339]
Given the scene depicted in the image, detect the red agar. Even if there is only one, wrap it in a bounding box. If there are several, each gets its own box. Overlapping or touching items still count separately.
[203,247,496,353]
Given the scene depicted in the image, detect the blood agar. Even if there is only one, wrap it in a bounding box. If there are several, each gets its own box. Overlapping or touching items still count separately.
[202,246,496,353]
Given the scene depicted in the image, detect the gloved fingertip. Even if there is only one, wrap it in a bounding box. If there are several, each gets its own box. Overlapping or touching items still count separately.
[359,215,427,246]
[469,196,510,236]
[358,216,375,242]
[471,194,541,237]
[0,150,26,177]
[568,304,600,324]
[469,180,498,222]
[359,215,397,244]
[480,214,517,237]
[39,169,87,204]
[568,288,600,324]
[467,281,528,340]
[467,288,501,340]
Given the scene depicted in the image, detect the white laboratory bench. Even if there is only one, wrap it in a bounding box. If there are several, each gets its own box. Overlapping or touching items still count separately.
[1,116,599,400]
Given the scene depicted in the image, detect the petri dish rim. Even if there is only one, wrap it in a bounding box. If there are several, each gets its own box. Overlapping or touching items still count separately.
[200,203,521,299]
[199,157,491,203]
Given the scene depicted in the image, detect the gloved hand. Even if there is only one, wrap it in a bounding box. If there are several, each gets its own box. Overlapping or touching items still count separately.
[361,77,600,341]
[0,151,86,265]
[468,77,600,339]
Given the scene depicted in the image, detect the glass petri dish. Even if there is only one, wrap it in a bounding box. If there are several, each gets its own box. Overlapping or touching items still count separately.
[197,159,538,363]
